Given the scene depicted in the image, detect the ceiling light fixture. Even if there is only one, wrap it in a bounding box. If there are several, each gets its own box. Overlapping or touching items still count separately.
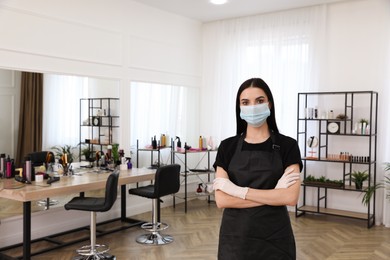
[210,0,228,5]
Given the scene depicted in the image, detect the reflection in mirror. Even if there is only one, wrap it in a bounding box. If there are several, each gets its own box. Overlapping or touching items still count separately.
[0,68,119,219]
[42,75,120,151]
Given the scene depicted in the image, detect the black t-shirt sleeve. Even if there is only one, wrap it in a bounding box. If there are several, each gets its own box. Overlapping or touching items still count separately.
[280,135,303,172]
[213,136,238,172]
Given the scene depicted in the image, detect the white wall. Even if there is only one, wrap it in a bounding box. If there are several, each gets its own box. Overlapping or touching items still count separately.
[320,0,390,225]
[0,0,202,247]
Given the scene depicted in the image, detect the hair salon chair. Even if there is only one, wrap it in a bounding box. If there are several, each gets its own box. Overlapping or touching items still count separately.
[128,164,181,245]
[64,170,119,259]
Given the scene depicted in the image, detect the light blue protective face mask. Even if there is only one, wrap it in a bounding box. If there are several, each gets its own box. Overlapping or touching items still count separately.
[240,103,271,127]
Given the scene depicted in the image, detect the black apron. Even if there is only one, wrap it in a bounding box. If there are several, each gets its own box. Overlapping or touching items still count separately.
[218,133,296,260]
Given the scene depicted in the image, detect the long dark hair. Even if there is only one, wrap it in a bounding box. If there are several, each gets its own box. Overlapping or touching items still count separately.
[235,78,279,135]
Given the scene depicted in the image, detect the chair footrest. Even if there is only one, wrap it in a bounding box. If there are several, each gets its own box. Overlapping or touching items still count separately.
[136,232,174,245]
[73,252,116,260]
[76,244,110,256]
[37,199,59,206]
[141,222,169,232]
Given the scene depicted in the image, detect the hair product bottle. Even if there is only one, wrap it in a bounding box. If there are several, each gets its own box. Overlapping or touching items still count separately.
[152,136,157,149]
[0,153,5,176]
[6,155,12,178]
[25,156,32,182]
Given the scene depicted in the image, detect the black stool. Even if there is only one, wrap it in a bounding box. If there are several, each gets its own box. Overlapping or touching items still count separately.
[128,164,180,245]
[64,170,119,259]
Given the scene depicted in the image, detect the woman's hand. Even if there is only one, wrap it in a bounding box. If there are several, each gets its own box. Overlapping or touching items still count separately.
[213,177,249,199]
[275,167,300,189]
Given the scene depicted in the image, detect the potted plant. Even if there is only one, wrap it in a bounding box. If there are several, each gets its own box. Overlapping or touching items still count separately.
[361,183,382,206]
[384,163,390,200]
[359,118,369,135]
[351,170,369,190]
[359,163,390,207]
[51,144,77,163]
[303,175,343,188]
[51,144,77,174]
[111,143,120,166]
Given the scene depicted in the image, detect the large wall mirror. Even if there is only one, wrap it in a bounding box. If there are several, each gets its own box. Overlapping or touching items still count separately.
[0,68,200,219]
[0,68,121,219]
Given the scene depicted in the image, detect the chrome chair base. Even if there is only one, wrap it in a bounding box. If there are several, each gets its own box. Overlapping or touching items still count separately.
[72,244,114,259]
[77,244,110,256]
[136,232,174,245]
[37,198,59,210]
[73,252,116,260]
[141,222,169,232]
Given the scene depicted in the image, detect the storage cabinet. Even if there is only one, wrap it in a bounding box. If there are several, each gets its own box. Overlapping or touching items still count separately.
[79,98,119,162]
[172,144,216,213]
[295,91,378,228]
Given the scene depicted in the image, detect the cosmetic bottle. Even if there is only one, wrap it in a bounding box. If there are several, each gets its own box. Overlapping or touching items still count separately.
[127,157,132,169]
[11,159,16,178]
[152,136,157,149]
[24,156,32,182]
[0,153,5,177]
[175,136,182,151]
[6,155,12,178]
[328,110,334,119]
[199,136,203,150]
[119,149,124,161]
[106,145,112,160]
[197,183,203,193]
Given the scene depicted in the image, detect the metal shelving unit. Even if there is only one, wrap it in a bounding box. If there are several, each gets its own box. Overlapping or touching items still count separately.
[79,98,119,162]
[135,139,172,169]
[295,91,378,228]
[171,142,216,213]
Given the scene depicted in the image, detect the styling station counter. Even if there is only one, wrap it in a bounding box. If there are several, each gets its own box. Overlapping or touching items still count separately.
[0,165,155,259]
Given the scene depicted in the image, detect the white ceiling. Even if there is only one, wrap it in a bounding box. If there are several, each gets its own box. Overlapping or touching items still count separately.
[132,0,350,22]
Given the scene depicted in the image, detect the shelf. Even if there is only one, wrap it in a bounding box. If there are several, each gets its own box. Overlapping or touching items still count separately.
[172,147,216,213]
[181,170,215,177]
[302,157,374,164]
[80,142,114,146]
[297,206,371,220]
[79,98,119,162]
[174,191,213,200]
[173,149,216,154]
[301,183,368,192]
[296,91,378,228]
[137,146,171,152]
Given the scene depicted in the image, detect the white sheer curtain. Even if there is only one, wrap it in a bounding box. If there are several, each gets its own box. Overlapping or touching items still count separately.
[201,5,327,141]
[130,81,190,148]
[42,74,88,151]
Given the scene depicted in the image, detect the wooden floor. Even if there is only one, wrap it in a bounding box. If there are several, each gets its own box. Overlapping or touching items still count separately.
[3,199,390,259]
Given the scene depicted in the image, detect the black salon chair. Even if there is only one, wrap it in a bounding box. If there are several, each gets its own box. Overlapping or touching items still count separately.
[64,170,119,259]
[28,151,56,209]
[128,164,181,245]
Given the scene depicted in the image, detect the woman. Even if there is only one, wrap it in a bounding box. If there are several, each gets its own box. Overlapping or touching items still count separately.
[213,78,302,259]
